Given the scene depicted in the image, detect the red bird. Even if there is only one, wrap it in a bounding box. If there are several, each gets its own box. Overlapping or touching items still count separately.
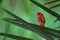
[38,12,45,27]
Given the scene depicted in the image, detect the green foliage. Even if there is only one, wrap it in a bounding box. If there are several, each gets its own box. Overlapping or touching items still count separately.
[0,0,3,5]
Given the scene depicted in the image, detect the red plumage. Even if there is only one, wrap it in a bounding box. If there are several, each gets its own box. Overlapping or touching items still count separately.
[38,12,45,27]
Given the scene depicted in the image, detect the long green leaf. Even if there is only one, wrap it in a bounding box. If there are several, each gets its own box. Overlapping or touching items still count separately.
[0,33,33,40]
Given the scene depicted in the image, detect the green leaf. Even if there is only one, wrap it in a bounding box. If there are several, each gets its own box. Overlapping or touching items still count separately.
[0,0,3,5]
[0,33,33,40]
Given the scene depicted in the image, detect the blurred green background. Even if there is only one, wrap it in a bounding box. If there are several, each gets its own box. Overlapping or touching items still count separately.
[0,0,60,40]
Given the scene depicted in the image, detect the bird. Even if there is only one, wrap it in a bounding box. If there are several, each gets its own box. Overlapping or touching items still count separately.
[37,12,45,27]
